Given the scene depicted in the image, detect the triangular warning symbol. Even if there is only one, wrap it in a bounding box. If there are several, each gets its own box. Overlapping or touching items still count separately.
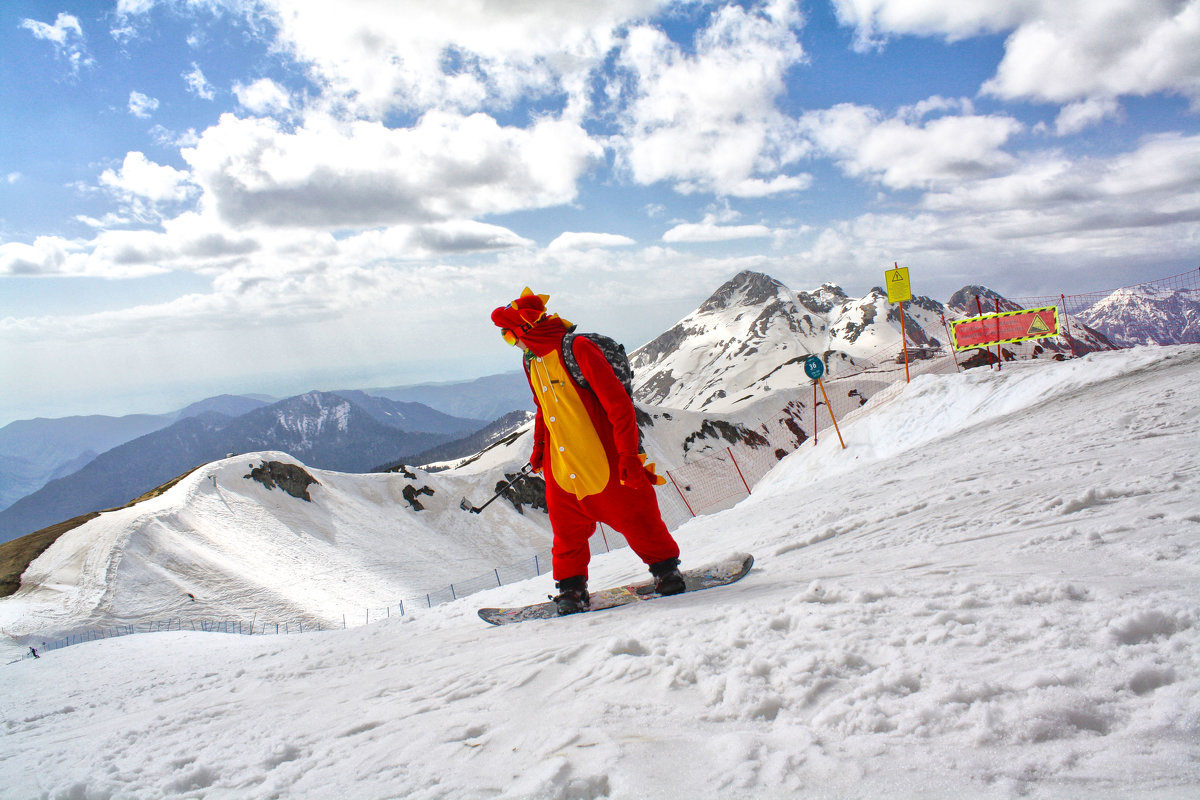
[1027,314,1051,335]
[891,270,904,282]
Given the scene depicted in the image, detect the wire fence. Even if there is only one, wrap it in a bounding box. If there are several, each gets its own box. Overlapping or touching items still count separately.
[1013,267,1200,349]
[20,267,1197,653]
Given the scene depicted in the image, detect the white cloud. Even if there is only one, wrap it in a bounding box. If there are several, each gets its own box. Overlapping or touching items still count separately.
[802,102,1022,189]
[796,131,1200,292]
[5,173,20,184]
[547,232,637,251]
[341,221,534,260]
[613,1,811,197]
[99,152,194,209]
[182,111,603,228]
[985,0,1200,106]
[21,12,83,44]
[726,174,814,197]
[917,133,1200,219]
[233,78,291,115]
[830,0,1024,48]
[255,0,668,118]
[1054,97,1122,136]
[0,237,72,276]
[831,0,1200,107]
[20,12,93,75]
[0,233,170,279]
[662,222,772,242]
[128,91,160,118]
[184,63,216,100]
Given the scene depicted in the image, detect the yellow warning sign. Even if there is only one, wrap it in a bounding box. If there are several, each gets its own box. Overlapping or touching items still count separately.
[886,264,911,303]
[1027,313,1051,336]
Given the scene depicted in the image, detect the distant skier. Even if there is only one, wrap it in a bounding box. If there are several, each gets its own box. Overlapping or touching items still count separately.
[28,646,39,659]
[187,593,196,602]
[492,288,684,615]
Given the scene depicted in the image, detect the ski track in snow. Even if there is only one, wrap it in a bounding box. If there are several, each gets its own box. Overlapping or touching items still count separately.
[2,346,1199,799]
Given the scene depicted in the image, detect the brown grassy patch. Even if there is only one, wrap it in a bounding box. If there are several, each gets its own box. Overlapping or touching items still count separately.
[0,465,204,599]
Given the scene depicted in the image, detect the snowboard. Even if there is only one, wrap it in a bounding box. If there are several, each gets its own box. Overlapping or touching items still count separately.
[478,552,754,626]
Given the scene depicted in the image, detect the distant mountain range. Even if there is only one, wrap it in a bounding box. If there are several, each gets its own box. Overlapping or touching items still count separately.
[0,374,532,515]
[0,394,275,513]
[1075,286,1200,347]
[362,372,534,421]
[3,271,1189,547]
[630,271,1117,414]
[0,391,491,544]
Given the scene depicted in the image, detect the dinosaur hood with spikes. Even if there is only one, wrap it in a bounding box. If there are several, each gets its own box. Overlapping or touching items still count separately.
[491,288,573,357]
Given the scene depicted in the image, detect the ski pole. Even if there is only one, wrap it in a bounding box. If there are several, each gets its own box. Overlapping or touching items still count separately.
[460,464,534,514]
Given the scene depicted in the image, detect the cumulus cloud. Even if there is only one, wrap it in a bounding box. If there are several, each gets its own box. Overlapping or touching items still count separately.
[923,132,1200,217]
[984,0,1200,106]
[796,131,1200,289]
[831,0,1200,108]
[255,0,668,118]
[662,222,772,242]
[613,1,811,197]
[233,78,292,115]
[1054,97,1122,136]
[547,232,637,251]
[128,91,160,118]
[830,0,1023,47]
[99,152,196,223]
[801,101,1022,189]
[182,111,603,228]
[20,12,93,75]
[184,63,216,100]
[341,221,534,260]
[0,238,72,276]
[0,233,172,279]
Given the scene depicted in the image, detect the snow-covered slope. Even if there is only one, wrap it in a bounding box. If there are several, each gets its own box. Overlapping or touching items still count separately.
[4,345,1197,799]
[0,453,551,640]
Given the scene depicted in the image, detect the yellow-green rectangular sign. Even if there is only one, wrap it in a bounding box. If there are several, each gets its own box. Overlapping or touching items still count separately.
[886,266,911,303]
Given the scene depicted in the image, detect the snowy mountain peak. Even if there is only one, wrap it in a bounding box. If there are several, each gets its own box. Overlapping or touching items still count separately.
[794,282,849,313]
[948,284,1024,314]
[268,392,354,439]
[633,271,961,412]
[1076,285,1200,347]
[698,270,789,313]
[632,271,822,411]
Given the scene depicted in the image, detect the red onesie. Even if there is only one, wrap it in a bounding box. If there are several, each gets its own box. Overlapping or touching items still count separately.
[492,299,679,580]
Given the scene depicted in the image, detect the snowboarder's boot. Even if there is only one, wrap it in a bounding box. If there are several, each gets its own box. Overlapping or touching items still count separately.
[553,576,590,615]
[649,558,686,596]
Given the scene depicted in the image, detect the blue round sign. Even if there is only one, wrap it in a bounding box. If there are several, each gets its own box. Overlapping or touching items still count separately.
[804,355,825,380]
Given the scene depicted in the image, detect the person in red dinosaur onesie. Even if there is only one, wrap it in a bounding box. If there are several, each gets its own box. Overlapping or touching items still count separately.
[491,288,684,615]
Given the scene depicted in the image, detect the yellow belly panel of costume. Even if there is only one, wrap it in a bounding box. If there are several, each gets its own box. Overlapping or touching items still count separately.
[528,352,611,499]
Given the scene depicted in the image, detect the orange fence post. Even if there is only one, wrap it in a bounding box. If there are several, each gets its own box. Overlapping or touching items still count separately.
[816,378,846,450]
[813,380,818,445]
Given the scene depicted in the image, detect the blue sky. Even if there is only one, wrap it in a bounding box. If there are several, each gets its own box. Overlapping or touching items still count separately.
[2,0,1198,424]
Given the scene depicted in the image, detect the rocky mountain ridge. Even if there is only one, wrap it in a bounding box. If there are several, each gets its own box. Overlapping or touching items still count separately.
[0,392,486,544]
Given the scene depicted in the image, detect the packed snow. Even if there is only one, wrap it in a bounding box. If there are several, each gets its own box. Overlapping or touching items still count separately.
[3,345,1198,799]
[0,454,553,641]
